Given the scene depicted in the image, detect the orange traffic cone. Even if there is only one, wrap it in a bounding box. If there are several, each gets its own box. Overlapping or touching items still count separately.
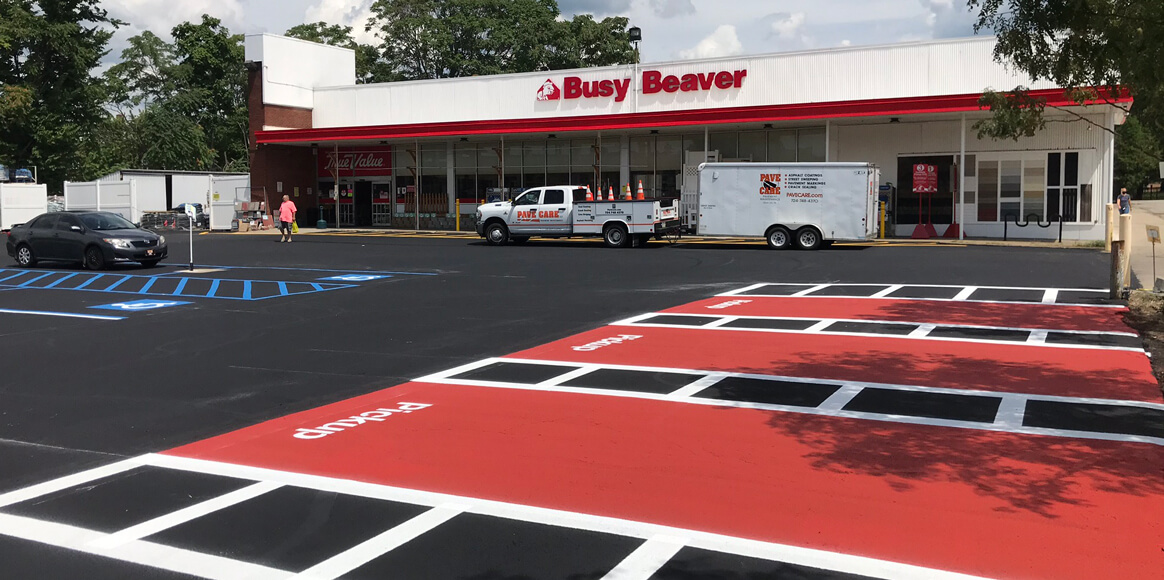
[585,186,593,202]
[636,180,645,200]
[608,187,615,201]
[623,184,632,200]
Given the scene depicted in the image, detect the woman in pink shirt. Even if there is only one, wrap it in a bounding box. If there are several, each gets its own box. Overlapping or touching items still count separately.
[278,195,297,242]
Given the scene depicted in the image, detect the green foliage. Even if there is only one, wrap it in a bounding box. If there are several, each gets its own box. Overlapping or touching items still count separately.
[1115,115,1163,195]
[969,1,1164,136]
[365,0,637,80]
[100,15,248,175]
[0,0,120,191]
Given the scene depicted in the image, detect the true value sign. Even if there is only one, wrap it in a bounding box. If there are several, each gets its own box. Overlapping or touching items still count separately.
[318,146,393,177]
[537,69,748,103]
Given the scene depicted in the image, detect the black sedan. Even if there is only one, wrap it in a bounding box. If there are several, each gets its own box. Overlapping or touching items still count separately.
[5,211,167,270]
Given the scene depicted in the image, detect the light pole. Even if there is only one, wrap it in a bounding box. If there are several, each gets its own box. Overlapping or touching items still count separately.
[629,26,642,113]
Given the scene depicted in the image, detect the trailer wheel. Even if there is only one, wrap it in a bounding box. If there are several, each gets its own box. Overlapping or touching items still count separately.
[794,227,823,251]
[603,224,628,248]
[485,222,509,246]
[765,226,791,250]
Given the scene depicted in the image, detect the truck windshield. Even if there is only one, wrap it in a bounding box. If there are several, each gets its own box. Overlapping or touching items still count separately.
[514,191,539,206]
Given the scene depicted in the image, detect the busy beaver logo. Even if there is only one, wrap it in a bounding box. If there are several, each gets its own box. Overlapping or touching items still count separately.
[537,79,561,101]
[760,173,782,196]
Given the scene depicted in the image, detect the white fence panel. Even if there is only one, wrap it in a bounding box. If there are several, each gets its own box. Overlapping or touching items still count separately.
[64,180,139,222]
[0,183,48,230]
[64,181,99,211]
[209,175,250,231]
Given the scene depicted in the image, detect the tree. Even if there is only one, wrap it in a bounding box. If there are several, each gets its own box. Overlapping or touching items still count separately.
[170,15,248,172]
[104,31,178,110]
[365,0,637,80]
[968,1,1164,141]
[0,0,120,190]
[285,22,383,83]
[1115,115,1163,195]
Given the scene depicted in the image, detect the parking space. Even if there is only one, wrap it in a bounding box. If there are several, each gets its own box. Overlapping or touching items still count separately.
[1,236,1160,580]
[0,264,433,324]
[2,276,1159,580]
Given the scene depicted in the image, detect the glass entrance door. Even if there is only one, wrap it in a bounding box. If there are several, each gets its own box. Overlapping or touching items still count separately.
[372,181,393,226]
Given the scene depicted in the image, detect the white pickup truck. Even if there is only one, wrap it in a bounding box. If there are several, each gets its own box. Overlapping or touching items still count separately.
[476,186,681,248]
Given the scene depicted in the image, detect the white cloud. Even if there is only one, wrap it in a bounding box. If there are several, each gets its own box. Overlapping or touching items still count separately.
[840,39,851,47]
[769,12,806,40]
[649,0,696,18]
[104,0,246,37]
[304,0,377,44]
[918,0,977,38]
[679,24,742,59]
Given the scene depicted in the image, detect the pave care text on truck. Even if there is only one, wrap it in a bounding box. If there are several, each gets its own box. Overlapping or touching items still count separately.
[476,187,681,248]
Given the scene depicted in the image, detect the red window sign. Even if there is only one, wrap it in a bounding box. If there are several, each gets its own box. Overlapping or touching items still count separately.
[912,164,938,194]
[318,146,393,177]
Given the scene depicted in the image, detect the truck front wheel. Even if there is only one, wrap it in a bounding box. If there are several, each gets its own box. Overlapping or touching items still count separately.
[485,222,509,246]
[603,224,628,248]
[765,226,791,250]
[795,227,823,251]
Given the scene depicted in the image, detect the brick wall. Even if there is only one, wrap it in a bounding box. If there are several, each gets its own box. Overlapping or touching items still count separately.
[247,67,320,223]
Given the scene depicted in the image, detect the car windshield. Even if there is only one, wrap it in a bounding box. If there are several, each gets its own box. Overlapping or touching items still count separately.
[80,213,136,231]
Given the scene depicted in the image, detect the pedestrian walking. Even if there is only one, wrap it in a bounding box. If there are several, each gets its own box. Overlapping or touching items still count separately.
[1117,188,1131,215]
[279,194,297,242]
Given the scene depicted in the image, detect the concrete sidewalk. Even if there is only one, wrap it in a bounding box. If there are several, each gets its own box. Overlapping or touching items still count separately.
[1128,200,1164,289]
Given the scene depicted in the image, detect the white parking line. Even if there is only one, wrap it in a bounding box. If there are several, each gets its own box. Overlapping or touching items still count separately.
[290,504,465,580]
[0,458,142,509]
[89,481,281,549]
[418,357,1164,447]
[137,454,992,580]
[601,536,687,580]
[0,308,125,321]
[0,513,288,580]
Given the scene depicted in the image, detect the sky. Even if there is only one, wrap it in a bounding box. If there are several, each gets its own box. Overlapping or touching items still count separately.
[100,0,983,64]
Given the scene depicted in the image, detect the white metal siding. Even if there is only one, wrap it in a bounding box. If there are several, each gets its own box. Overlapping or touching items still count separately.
[311,37,1059,129]
[246,34,357,110]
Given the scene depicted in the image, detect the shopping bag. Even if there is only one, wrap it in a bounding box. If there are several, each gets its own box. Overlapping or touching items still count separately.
[291,221,299,234]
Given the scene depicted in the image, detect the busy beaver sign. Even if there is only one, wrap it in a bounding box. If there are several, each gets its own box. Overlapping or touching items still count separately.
[544,69,748,103]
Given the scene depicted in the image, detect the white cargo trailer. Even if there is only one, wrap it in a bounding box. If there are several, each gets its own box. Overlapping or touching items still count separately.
[697,162,879,250]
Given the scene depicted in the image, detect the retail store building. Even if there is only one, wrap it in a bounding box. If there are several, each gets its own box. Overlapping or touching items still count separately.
[245,34,1129,239]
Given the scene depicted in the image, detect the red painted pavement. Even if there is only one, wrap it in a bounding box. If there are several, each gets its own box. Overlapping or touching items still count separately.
[509,325,1159,401]
[166,381,1164,580]
[668,296,1133,334]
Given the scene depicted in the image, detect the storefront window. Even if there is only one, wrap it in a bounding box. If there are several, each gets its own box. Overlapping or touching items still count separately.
[421,144,446,170]
[797,128,826,162]
[1023,161,1045,221]
[768,131,797,162]
[630,136,654,172]
[999,160,1021,221]
[709,132,737,159]
[978,161,998,221]
[739,132,766,162]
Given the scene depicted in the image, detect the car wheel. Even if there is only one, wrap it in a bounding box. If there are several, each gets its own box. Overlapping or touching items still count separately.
[15,244,36,267]
[795,227,823,251]
[140,259,161,268]
[84,246,106,270]
[485,222,508,246]
[604,224,628,248]
[765,226,791,250]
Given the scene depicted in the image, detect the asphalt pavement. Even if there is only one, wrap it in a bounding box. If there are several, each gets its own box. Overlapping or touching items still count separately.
[0,233,1155,579]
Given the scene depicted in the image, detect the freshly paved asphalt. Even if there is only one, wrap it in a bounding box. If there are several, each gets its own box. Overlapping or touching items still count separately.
[0,232,1124,578]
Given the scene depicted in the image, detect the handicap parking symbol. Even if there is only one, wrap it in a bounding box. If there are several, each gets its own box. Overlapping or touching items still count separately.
[90,299,191,312]
[319,274,391,282]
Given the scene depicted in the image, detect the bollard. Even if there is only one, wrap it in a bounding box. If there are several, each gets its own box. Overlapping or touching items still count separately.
[456,199,461,232]
[879,201,887,240]
[1110,240,1125,298]
[1105,203,1115,253]
[1119,214,1132,287]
